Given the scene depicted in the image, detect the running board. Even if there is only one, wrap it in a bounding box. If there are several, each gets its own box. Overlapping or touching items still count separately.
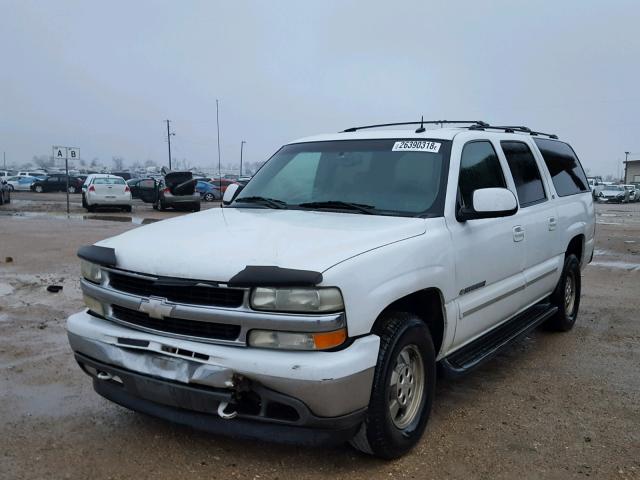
[440,303,558,377]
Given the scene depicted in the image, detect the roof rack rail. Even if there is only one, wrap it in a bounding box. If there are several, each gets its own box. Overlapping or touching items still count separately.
[469,124,558,139]
[341,119,488,133]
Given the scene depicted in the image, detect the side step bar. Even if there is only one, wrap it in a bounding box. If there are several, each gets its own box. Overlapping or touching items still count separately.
[440,303,558,377]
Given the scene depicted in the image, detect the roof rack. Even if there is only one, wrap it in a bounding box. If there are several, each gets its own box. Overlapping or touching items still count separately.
[467,124,558,139]
[342,119,488,133]
[341,119,558,139]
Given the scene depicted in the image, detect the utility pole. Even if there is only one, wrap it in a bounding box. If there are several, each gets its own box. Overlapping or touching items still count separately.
[216,99,222,192]
[240,140,246,176]
[2,151,5,169]
[624,151,630,183]
[166,120,175,170]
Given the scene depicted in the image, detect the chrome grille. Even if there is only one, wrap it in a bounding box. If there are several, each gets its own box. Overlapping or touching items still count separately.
[108,271,244,308]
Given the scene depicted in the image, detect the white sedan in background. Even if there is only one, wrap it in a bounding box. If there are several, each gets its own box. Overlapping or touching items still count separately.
[84,174,132,212]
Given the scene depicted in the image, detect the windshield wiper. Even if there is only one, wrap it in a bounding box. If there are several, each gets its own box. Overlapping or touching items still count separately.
[297,200,376,214]
[234,196,288,209]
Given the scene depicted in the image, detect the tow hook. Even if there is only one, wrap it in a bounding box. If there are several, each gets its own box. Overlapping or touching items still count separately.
[217,401,238,420]
[96,371,113,381]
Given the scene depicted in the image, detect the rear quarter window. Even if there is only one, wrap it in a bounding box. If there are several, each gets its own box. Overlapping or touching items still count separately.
[534,138,589,197]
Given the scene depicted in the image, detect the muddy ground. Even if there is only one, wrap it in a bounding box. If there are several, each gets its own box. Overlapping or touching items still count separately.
[1,194,639,480]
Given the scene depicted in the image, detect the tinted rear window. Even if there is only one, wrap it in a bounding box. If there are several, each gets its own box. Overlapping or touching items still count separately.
[94,177,125,185]
[501,141,546,207]
[534,139,589,197]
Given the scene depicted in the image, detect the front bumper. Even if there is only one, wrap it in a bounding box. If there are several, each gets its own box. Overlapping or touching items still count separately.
[67,311,379,439]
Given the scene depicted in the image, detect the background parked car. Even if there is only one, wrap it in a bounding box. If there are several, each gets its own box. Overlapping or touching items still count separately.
[137,171,200,212]
[597,185,630,203]
[210,177,237,193]
[6,176,40,191]
[31,174,83,193]
[622,185,638,202]
[17,170,47,178]
[195,180,221,201]
[84,174,132,212]
[0,179,11,205]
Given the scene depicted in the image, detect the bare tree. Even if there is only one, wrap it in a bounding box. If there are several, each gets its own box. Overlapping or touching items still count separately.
[112,156,124,171]
[33,154,53,169]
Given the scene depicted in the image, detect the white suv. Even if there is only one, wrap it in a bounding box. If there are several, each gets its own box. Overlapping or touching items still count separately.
[67,120,595,459]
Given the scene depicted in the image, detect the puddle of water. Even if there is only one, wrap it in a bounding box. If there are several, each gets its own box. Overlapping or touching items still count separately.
[589,260,640,272]
[600,213,618,217]
[0,211,159,225]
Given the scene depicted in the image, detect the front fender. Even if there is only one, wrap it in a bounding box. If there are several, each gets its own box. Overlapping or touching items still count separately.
[321,218,456,341]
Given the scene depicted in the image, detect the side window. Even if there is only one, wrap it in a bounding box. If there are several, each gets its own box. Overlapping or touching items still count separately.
[458,141,506,208]
[501,141,546,207]
[534,138,589,196]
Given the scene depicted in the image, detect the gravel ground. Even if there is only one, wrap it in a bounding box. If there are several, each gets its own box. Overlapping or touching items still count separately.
[0,198,638,480]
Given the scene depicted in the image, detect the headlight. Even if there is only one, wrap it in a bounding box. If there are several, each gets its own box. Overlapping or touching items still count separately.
[83,294,105,317]
[250,287,344,313]
[248,328,347,350]
[80,260,102,283]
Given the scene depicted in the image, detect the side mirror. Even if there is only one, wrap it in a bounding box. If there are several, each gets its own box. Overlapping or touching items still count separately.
[222,183,243,206]
[457,187,518,222]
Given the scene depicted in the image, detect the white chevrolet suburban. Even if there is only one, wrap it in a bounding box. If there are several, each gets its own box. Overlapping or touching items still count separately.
[67,120,595,459]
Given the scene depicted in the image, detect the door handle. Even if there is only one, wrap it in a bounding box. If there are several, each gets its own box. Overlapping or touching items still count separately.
[513,225,525,242]
[548,217,557,231]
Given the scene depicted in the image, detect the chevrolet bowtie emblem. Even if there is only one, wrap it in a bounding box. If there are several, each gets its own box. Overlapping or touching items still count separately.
[138,297,174,319]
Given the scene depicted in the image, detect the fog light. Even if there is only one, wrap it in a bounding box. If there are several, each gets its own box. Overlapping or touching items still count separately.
[83,294,105,317]
[248,328,347,350]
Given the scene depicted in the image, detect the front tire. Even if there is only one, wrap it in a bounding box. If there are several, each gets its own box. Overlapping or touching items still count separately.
[350,312,435,459]
[35,185,43,193]
[546,254,581,332]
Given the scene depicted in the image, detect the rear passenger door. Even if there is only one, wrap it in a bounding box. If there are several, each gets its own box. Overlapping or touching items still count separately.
[499,141,560,306]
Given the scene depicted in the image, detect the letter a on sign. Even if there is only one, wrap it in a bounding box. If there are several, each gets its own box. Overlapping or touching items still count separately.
[56,147,66,158]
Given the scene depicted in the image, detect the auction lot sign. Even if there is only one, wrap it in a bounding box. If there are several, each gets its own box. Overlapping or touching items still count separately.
[52,145,80,213]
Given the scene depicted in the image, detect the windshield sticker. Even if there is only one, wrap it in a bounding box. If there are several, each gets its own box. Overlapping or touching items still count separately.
[392,140,441,153]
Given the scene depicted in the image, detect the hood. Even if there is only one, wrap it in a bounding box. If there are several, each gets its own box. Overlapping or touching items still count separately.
[602,189,624,196]
[97,208,427,282]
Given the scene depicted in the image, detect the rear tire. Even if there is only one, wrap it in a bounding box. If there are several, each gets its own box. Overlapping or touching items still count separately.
[123,205,132,213]
[8,185,14,192]
[86,204,95,213]
[35,185,43,193]
[546,254,581,332]
[203,193,214,202]
[350,312,435,459]
[192,203,201,212]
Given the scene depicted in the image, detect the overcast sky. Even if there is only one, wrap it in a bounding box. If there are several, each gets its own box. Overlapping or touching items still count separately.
[1,0,639,176]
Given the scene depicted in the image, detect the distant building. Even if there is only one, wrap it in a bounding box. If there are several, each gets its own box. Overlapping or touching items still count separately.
[625,159,640,184]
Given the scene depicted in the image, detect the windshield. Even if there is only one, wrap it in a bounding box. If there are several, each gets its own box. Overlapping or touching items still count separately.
[233,139,451,217]
[607,185,624,191]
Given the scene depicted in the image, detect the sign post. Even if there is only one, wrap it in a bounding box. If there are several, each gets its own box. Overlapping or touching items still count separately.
[53,146,80,215]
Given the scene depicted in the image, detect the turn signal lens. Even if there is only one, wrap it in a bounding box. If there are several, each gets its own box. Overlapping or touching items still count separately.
[312,329,347,350]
